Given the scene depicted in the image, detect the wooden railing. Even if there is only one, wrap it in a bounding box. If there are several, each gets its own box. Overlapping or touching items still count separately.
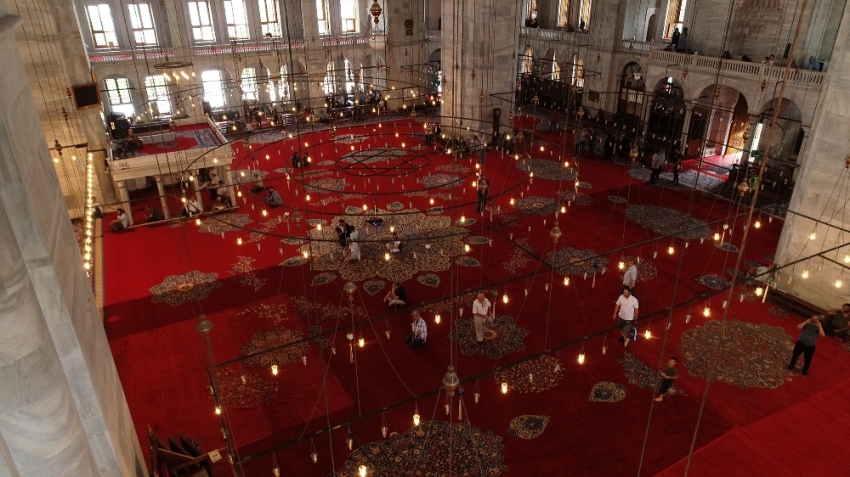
[648,50,825,87]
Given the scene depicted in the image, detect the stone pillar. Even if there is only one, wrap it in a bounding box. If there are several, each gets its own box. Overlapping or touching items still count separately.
[155,176,170,219]
[775,4,850,306]
[223,166,238,207]
[0,12,145,477]
[193,176,205,213]
[739,116,759,164]
[114,181,134,226]
[681,100,695,154]
[45,0,116,204]
[794,126,811,180]
[440,0,519,136]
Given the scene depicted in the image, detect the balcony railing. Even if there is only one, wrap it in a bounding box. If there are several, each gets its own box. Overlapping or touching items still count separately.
[520,26,589,42]
[426,29,440,40]
[649,50,825,87]
[619,39,655,52]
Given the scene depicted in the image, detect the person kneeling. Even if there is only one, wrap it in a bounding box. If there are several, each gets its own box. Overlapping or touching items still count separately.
[343,237,361,262]
[384,282,407,307]
[404,311,427,348]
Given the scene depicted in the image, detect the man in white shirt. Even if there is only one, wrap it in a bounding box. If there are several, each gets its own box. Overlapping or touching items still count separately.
[184,197,202,217]
[405,310,427,348]
[472,293,494,342]
[623,258,637,294]
[613,286,639,346]
[344,237,361,262]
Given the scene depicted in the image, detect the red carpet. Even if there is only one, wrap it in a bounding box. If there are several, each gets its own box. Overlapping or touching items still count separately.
[99,114,833,476]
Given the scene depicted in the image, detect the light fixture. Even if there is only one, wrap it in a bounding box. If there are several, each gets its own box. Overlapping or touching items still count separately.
[844,255,850,264]
[578,352,585,364]
[668,245,674,254]
[358,337,365,347]
[561,206,566,213]
[359,465,367,477]
[703,306,710,317]
[502,293,508,304]
[214,406,221,415]
[464,244,471,252]
[836,278,843,288]
[564,277,570,286]
[714,232,721,241]
[501,382,508,393]
[755,286,764,296]
[810,232,817,240]
[618,261,625,270]
[430,198,435,205]
[644,328,651,339]
[802,269,810,279]
[347,438,353,450]
[384,252,391,261]
[271,364,278,375]
[510,198,515,205]
[434,314,441,324]
[754,220,761,228]
[237,237,242,245]
[195,218,201,226]
[460,215,465,223]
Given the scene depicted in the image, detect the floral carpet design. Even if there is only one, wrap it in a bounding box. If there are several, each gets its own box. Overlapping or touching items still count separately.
[335,134,367,144]
[467,236,492,245]
[246,215,285,243]
[456,217,477,227]
[619,353,683,395]
[768,306,788,317]
[448,316,529,359]
[504,238,536,275]
[340,147,407,165]
[336,421,507,477]
[363,279,386,295]
[176,128,220,147]
[305,178,347,193]
[588,382,627,403]
[456,256,481,267]
[434,164,472,174]
[426,206,444,215]
[198,213,252,235]
[240,327,309,368]
[695,274,731,290]
[344,206,363,215]
[608,195,628,204]
[620,256,657,282]
[419,173,463,189]
[386,201,405,211]
[229,256,266,292]
[417,273,440,287]
[715,241,740,253]
[149,270,221,306]
[625,205,713,241]
[236,301,291,325]
[508,415,550,440]
[515,196,558,216]
[216,368,278,408]
[560,190,593,206]
[516,159,577,181]
[311,272,337,286]
[303,209,468,283]
[291,296,367,321]
[679,319,794,389]
[282,256,309,267]
[493,355,563,393]
[307,325,331,349]
[548,247,609,276]
[578,181,592,189]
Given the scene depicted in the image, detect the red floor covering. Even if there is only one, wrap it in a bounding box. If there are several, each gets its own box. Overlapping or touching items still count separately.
[100,115,840,476]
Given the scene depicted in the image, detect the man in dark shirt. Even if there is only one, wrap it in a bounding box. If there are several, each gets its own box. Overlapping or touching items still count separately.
[654,357,678,402]
[477,175,490,214]
[788,315,825,376]
[384,282,407,306]
[823,303,850,339]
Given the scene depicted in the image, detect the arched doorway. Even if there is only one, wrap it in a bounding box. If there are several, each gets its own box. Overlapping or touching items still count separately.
[689,84,749,160]
[617,63,645,121]
[646,76,685,153]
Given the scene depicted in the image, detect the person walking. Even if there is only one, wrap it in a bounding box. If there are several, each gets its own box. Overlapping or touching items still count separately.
[472,293,494,342]
[787,315,825,377]
[622,258,637,294]
[477,174,490,214]
[613,286,639,346]
[654,357,679,402]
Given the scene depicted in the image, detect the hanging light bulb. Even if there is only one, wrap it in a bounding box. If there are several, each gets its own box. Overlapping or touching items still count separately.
[501,382,508,393]
[464,244,471,252]
[802,269,810,279]
[306,194,311,201]
[384,252,391,261]
[668,245,674,254]
[714,232,720,241]
[271,364,278,375]
[561,206,566,213]
[273,466,280,477]
[195,218,201,226]
[564,277,570,286]
[434,314,441,324]
[644,329,651,339]
[303,250,310,259]
[810,232,817,240]
[836,278,843,288]
[844,255,850,264]
[602,344,608,355]
[703,306,710,317]
[755,286,764,296]
[754,220,761,228]
[359,465,367,477]
[510,198,515,205]
[460,215,466,223]
[413,413,421,426]
[311,451,318,464]
[578,352,585,364]
[381,425,388,438]
[347,438,353,450]
[430,198,435,205]
[358,337,365,347]
[237,237,243,245]
[214,406,221,415]
[618,261,625,270]
[502,293,508,304]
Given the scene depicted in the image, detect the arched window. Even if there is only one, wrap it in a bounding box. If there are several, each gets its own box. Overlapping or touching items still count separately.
[144,75,171,117]
[552,56,561,80]
[557,0,570,27]
[202,69,226,108]
[579,0,592,31]
[323,62,334,95]
[278,65,290,101]
[103,77,134,117]
[664,0,687,38]
[617,63,644,118]
[344,58,356,93]
[241,67,257,102]
[521,45,533,74]
[572,55,584,88]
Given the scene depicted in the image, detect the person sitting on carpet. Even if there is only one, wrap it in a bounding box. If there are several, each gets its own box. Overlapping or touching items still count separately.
[343,237,360,262]
[822,303,850,340]
[654,357,678,402]
[251,170,264,193]
[788,315,825,377]
[405,310,427,348]
[110,208,128,232]
[291,152,301,168]
[384,283,407,307]
[215,181,230,206]
[263,187,282,208]
[386,232,402,253]
[183,197,201,217]
[144,206,163,223]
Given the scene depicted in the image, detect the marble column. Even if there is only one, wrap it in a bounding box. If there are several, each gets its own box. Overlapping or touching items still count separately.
[794,126,811,180]
[739,116,759,164]
[0,11,145,477]
[223,166,238,207]
[156,176,170,219]
[681,100,695,154]
[114,181,134,226]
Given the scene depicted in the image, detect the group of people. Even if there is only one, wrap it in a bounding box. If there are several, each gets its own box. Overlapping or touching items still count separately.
[648,147,682,184]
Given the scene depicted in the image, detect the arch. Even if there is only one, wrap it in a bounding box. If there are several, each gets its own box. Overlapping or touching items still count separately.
[362,53,387,91]
[520,44,533,74]
[617,62,645,119]
[757,97,803,162]
[646,76,686,152]
[201,67,231,109]
[686,83,750,158]
[428,48,441,63]
[101,75,136,118]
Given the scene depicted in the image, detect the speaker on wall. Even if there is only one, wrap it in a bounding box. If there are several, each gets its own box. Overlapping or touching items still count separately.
[72,83,101,110]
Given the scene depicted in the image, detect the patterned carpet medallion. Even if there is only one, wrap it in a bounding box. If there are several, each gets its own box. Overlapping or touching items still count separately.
[311,272,337,286]
[240,326,309,368]
[448,316,529,359]
[216,368,278,408]
[303,209,468,283]
[715,242,740,253]
[291,296,368,321]
[625,205,713,241]
[149,270,221,306]
[386,201,405,211]
[467,236,492,245]
[559,190,593,206]
[695,274,731,290]
[307,325,331,349]
[619,353,683,395]
[515,196,558,216]
[363,279,386,295]
[608,195,628,204]
[419,173,462,189]
[493,355,563,393]
[456,256,481,267]
[335,134,367,144]
[198,213,252,235]
[229,256,266,292]
[503,238,535,275]
[621,256,657,282]
[340,147,408,166]
[336,421,507,477]
[588,382,626,403]
[679,319,794,389]
[508,415,550,439]
[282,256,309,267]
[548,247,609,276]
[236,301,291,325]
[305,178,348,193]
[434,164,472,174]
[417,273,440,287]
[345,206,363,215]
[247,215,285,243]
[516,158,577,181]
[176,128,220,147]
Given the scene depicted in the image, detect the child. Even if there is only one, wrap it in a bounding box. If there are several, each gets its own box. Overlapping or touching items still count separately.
[654,357,679,402]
